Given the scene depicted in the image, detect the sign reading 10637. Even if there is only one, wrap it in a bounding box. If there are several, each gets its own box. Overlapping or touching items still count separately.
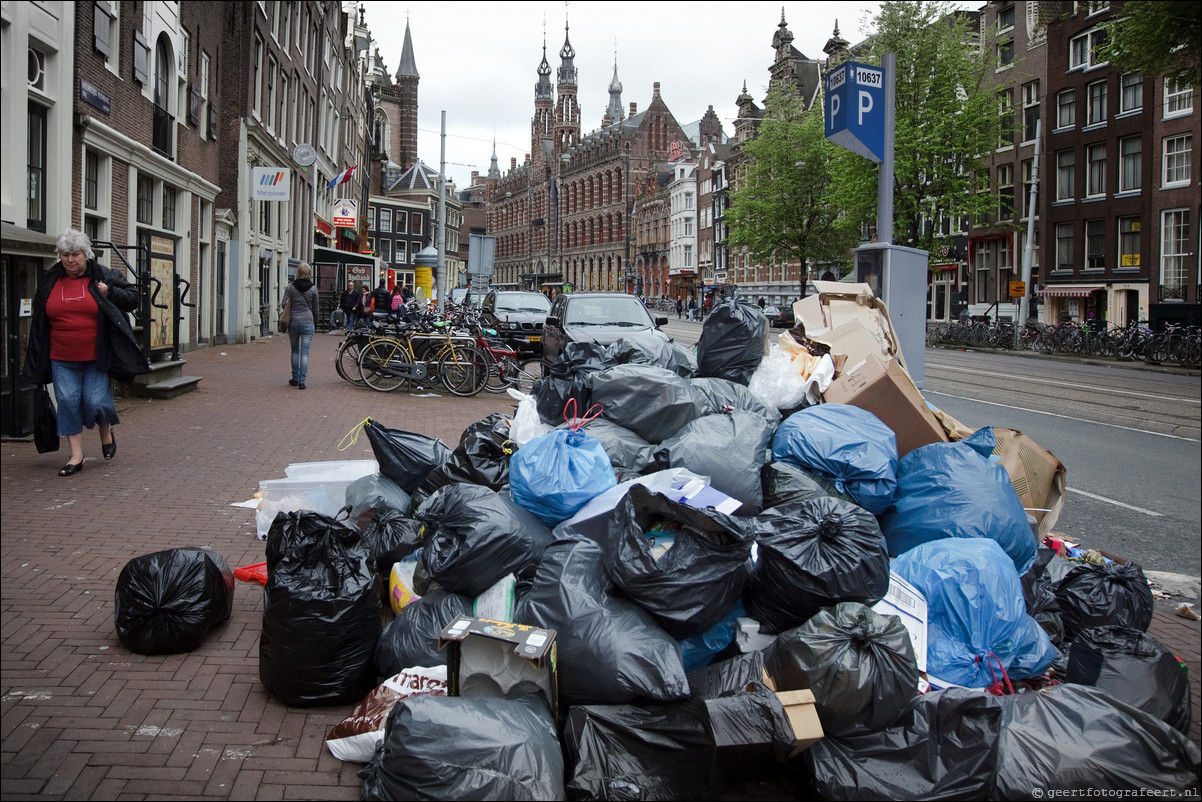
[824,61,885,164]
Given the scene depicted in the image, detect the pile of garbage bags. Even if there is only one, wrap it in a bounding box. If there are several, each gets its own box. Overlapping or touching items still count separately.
[115,294,1197,799]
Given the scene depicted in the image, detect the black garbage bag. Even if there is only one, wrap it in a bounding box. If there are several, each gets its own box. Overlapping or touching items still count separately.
[533,341,614,425]
[992,684,1201,797]
[363,418,451,494]
[415,413,514,504]
[562,699,718,802]
[589,364,705,444]
[114,548,234,655]
[515,536,689,706]
[686,651,769,700]
[1021,549,1066,647]
[344,473,412,530]
[259,511,380,706]
[768,602,919,737]
[375,587,473,675]
[574,417,656,473]
[703,680,805,786]
[689,376,781,427]
[1056,561,1154,641]
[1066,625,1192,733]
[417,483,554,597]
[695,296,768,385]
[653,411,776,515]
[606,335,697,378]
[760,460,853,509]
[359,692,563,801]
[360,511,425,579]
[743,497,890,634]
[601,484,754,638]
[803,687,1003,801]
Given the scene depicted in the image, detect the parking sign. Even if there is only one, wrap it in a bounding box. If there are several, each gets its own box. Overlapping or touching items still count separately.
[824,61,885,163]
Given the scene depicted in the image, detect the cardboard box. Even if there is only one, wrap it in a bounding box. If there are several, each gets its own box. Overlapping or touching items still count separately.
[775,689,825,758]
[991,428,1067,538]
[822,352,949,456]
[871,572,929,673]
[794,281,905,370]
[438,615,558,718]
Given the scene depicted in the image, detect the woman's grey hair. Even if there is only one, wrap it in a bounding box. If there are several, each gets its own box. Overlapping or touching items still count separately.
[56,228,94,260]
[295,262,313,280]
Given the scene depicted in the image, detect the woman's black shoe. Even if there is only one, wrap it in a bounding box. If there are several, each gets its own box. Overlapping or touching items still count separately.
[102,431,116,460]
[58,461,84,477]
[289,379,299,386]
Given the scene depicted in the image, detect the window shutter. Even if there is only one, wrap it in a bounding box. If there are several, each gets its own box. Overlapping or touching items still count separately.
[188,84,200,126]
[208,101,218,141]
[133,31,149,85]
[93,3,112,59]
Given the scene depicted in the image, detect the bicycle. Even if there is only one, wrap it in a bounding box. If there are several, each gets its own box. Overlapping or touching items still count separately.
[358,319,487,396]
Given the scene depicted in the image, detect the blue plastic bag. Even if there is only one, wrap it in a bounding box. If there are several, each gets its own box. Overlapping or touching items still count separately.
[893,538,1057,688]
[881,427,1036,574]
[511,428,617,526]
[771,403,898,515]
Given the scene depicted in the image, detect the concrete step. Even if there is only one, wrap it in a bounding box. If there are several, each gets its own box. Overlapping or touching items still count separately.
[130,375,202,399]
[131,359,187,385]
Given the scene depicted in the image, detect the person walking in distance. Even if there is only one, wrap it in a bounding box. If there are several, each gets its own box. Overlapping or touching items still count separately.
[370,279,391,317]
[22,228,149,476]
[339,279,359,332]
[676,297,683,319]
[284,263,318,389]
[688,297,697,321]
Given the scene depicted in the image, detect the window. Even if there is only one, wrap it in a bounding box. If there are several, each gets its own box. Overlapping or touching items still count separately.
[1119,73,1142,113]
[684,244,693,268]
[1056,223,1074,270]
[997,5,1015,31]
[279,74,288,141]
[684,217,694,236]
[974,241,991,304]
[1160,210,1190,298]
[1085,220,1105,268]
[1057,89,1075,128]
[396,211,408,234]
[1056,150,1075,201]
[380,239,391,263]
[137,174,154,225]
[1022,81,1040,142]
[253,35,263,116]
[201,52,213,138]
[998,38,1014,68]
[152,37,174,157]
[265,57,276,130]
[281,2,291,50]
[162,185,176,230]
[1119,136,1141,192]
[380,209,392,232]
[998,89,1014,147]
[1087,143,1106,197]
[259,200,272,236]
[1087,1,1110,15]
[1118,217,1140,267]
[85,150,99,211]
[1163,135,1192,186]
[1069,28,1108,70]
[94,1,117,63]
[1164,78,1194,117]
[134,30,150,85]
[412,214,423,236]
[684,192,694,210]
[396,241,407,264]
[998,164,1015,220]
[27,103,47,232]
[1087,80,1107,125]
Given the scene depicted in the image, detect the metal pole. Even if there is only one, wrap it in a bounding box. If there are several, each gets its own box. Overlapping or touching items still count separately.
[877,52,895,245]
[437,110,447,313]
[1015,118,1041,348]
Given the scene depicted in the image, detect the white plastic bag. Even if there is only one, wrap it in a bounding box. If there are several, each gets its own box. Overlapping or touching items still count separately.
[748,346,808,410]
[506,388,552,446]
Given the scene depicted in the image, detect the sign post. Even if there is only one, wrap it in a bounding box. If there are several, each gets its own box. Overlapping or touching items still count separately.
[824,56,895,243]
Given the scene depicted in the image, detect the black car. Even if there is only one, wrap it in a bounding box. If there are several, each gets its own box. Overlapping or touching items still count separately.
[479,290,552,355]
[542,292,670,363]
[763,305,796,328]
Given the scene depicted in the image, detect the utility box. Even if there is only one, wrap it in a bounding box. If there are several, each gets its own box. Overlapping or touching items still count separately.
[853,243,929,388]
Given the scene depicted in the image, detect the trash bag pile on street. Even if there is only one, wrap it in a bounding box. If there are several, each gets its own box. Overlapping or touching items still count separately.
[117,288,1198,800]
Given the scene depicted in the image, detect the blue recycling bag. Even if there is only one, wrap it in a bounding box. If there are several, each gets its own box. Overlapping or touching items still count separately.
[893,538,1057,688]
[511,428,617,526]
[771,403,898,515]
[881,427,1036,574]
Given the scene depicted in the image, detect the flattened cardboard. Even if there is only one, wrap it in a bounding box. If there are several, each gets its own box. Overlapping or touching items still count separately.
[991,428,1067,538]
[793,281,905,371]
[438,615,558,718]
[822,352,949,456]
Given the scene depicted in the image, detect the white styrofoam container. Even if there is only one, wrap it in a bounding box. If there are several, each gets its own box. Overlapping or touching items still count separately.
[283,460,378,479]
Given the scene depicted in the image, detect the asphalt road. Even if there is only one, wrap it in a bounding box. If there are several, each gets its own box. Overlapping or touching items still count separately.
[662,318,1201,584]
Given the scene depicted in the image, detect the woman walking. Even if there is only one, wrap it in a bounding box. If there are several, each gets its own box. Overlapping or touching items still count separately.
[283,263,318,389]
[22,229,149,476]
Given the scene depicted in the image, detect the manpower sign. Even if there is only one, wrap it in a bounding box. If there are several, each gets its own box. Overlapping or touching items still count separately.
[251,167,291,200]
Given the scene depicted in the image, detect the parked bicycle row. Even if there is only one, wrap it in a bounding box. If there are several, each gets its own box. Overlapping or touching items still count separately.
[334,301,550,396]
[926,318,1201,369]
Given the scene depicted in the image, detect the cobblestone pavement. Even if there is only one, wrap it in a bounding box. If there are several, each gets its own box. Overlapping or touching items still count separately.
[2,332,1198,800]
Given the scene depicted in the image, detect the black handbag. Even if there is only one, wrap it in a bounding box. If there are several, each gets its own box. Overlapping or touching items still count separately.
[34,385,60,454]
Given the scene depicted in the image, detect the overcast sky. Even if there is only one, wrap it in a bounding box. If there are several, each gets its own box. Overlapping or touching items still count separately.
[358,1,887,189]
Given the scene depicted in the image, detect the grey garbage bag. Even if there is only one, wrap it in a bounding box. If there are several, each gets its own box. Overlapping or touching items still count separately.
[589,364,704,444]
[606,335,697,378]
[689,376,782,427]
[515,536,689,706]
[574,417,656,473]
[375,588,473,675]
[359,692,563,801]
[653,411,776,515]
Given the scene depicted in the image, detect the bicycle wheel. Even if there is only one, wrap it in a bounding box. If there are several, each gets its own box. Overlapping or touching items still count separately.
[484,354,519,394]
[513,358,550,394]
[438,344,489,397]
[335,336,368,386]
[358,340,410,392]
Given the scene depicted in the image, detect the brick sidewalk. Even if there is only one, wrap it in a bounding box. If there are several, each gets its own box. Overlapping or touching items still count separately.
[2,334,1198,800]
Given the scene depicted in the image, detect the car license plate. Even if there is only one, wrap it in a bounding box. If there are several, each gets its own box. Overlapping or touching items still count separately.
[526,336,541,343]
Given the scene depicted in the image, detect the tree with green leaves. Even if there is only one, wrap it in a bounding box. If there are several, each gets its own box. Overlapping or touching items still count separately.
[830,1,1000,253]
[725,84,865,298]
[1098,1,1201,88]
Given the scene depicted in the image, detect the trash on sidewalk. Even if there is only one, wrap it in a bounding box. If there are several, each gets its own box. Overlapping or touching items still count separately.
[114,547,234,654]
[1177,602,1201,621]
[325,665,448,763]
[439,614,558,718]
[696,295,769,385]
[254,458,379,540]
[1056,560,1155,641]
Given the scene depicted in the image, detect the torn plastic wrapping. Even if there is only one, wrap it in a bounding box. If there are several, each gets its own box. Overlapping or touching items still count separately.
[653,411,776,515]
[1055,561,1154,641]
[747,344,834,411]
[114,547,234,655]
[767,602,919,737]
[363,419,452,494]
[515,536,689,706]
[358,692,564,801]
[588,364,704,443]
[375,587,473,675]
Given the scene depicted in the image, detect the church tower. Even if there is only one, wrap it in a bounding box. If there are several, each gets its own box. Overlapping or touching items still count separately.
[394,19,419,169]
[533,37,554,148]
[553,19,581,153]
[604,53,624,126]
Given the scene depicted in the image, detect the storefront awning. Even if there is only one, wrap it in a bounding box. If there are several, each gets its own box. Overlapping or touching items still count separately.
[1039,284,1106,298]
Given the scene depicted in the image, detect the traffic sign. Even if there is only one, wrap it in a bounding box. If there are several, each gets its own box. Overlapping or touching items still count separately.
[824,60,885,163]
[1009,280,1026,298]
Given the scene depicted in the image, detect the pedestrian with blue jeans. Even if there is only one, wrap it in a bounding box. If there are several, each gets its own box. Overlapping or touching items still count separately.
[339,280,359,332]
[283,263,318,389]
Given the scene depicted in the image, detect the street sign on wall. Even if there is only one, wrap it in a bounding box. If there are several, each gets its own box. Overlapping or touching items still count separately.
[332,198,357,227]
[252,167,291,200]
[824,60,885,163]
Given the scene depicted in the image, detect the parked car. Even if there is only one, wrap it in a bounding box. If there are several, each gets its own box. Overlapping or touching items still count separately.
[763,304,796,329]
[479,290,553,355]
[542,292,670,363]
